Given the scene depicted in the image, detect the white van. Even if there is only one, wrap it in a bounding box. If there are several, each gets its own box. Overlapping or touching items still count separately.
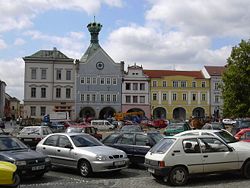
[90,120,115,131]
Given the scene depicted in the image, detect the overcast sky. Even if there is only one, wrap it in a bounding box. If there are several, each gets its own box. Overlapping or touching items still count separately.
[0,0,249,102]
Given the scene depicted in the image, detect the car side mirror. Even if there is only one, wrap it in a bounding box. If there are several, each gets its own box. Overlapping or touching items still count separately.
[228,146,234,152]
[235,136,240,141]
[146,142,152,147]
[65,144,73,149]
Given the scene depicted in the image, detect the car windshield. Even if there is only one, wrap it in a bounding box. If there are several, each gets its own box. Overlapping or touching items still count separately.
[215,131,238,143]
[0,137,28,151]
[66,127,83,133]
[149,138,176,154]
[241,121,250,128]
[71,134,103,147]
[20,127,40,135]
[149,133,164,143]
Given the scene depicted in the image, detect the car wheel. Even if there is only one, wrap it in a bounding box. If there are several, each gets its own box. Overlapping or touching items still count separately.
[169,166,188,186]
[242,161,250,179]
[151,173,163,181]
[79,160,92,177]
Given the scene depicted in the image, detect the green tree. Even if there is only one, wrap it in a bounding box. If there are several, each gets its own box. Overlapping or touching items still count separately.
[222,39,250,118]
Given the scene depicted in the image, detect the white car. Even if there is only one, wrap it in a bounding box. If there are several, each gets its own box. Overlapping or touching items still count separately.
[222,118,236,125]
[145,135,250,186]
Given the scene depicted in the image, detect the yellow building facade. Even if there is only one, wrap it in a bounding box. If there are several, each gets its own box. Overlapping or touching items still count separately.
[144,70,210,120]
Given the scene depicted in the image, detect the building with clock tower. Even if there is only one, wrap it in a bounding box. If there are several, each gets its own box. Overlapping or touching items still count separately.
[75,21,124,120]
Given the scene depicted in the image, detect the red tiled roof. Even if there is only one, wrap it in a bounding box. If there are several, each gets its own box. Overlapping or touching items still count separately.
[143,70,204,79]
[204,66,225,76]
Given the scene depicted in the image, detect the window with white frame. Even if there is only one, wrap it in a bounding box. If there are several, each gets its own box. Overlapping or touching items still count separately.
[86,94,90,102]
[100,77,105,85]
[125,83,131,90]
[106,77,111,85]
[192,93,196,101]
[80,94,85,101]
[133,83,138,90]
[31,69,36,79]
[100,94,105,102]
[112,78,117,85]
[92,94,96,102]
[140,96,145,103]
[92,77,97,85]
[41,69,46,80]
[106,94,111,102]
[152,93,157,101]
[172,93,177,101]
[162,81,167,87]
[182,93,187,101]
[112,94,117,102]
[30,106,36,116]
[66,70,71,80]
[133,96,138,103]
[201,93,206,101]
[31,88,36,98]
[56,88,61,98]
[56,69,62,80]
[86,77,91,84]
[152,81,157,87]
[173,81,178,88]
[192,81,196,88]
[66,88,71,98]
[80,77,85,84]
[41,88,46,98]
[140,83,145,90]
[162,93,167,101]
[181,81,187,88]
[214,82,219,90]
[126,96,131,103]
[215,95,220,103]
[40,107,46,116]
[201,81,206,88]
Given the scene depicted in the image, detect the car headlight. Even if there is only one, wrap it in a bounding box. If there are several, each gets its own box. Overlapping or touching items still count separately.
[96,155,108,161]
[14,160,26,166]
[45,157,51,162]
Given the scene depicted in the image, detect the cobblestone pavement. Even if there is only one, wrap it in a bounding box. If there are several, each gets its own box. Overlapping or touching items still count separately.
[19,166,250,188]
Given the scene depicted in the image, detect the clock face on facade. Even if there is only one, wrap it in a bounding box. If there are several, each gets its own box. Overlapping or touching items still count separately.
[96,61,104,70]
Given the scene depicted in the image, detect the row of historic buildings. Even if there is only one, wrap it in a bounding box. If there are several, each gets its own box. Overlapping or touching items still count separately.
[22,21,225,121]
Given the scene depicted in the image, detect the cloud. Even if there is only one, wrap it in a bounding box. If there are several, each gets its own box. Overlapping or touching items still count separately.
[0,0,123,33]
[145,0,250,37]
[0,38,7,49]
[14,38,26,46]
[0,58,24,101]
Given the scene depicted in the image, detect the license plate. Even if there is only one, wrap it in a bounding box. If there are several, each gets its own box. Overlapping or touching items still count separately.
[114,161,126,166]
[148,168,155,173]
[24,138,32,141]
[32,165,45,171]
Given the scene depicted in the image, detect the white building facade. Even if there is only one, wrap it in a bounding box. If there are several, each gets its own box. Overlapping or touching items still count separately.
[23,48,75,119]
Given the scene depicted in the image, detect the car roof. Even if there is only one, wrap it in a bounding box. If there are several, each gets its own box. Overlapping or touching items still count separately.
[165,134,218,140]
[22,126,48,128]
[67,125,94,128]
[48,132,89,136]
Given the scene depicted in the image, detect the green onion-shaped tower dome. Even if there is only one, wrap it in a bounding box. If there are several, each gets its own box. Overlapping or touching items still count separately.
[87,21,102,44]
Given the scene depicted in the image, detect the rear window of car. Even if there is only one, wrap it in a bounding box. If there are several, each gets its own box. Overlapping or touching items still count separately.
[102,133,120,144]
[214,131,237,143]
[149,133,163,143]
[20,127,40,135]
[66,127,83,133]
[149,138,176,154]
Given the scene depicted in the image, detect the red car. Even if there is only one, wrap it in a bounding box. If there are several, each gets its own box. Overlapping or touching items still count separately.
[143,119,168,129]
[65,125,102,140]
[234,128,250,142]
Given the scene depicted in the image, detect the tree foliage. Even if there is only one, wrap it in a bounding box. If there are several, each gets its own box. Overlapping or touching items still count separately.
[222,39,250,118]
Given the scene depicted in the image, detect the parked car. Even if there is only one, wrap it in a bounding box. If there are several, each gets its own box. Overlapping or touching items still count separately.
[90,120,115,131]
[202,122,225,130]
[164,122,191,136]
[234,128,250,142]
[175,129,238,144]
[50,122,65,132]
[0,161,20,188]
[222,118,236,125]
[102,132,163,165]
[145,135,250,186]
[17,126,53,149]
[0,135,51,178]
[119,125,143,132]
[0,118,5,129]
[147,119,168,129]
[231,119,250,135]
[65,125,102,140]
[36,133,129,177]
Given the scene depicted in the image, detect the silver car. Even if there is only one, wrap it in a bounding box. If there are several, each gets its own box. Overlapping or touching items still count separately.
[36,133,129,177]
